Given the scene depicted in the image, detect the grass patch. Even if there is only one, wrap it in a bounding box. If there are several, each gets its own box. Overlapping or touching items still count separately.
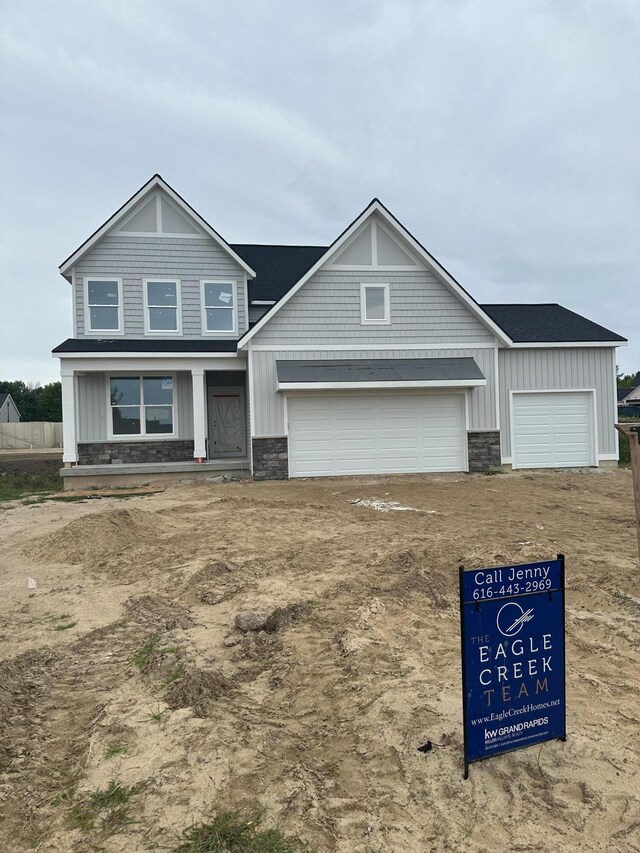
[53,620,78,631]
[131,634,162,671]
[144,706,170,730]
[174,807,311,852]
[0,470,63,502]
[104,742,129,759]
[483,468,504,476]
[67,778,146,834]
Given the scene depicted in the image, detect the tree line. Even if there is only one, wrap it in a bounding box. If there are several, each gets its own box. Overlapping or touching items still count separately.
[0,381,62,422]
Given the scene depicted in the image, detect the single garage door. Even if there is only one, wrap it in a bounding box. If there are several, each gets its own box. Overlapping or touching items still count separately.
[512,391,595,469]
[287,392,466,477]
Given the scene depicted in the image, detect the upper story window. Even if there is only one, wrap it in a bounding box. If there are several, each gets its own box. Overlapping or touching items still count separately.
[360,283,390,325]
[144,279,181,334]
[109,375,174,437]
[201,281,236,334]
[86,278,122,334]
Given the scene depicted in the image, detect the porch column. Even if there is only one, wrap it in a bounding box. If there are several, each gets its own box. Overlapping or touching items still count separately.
[191,368,206,461]
[61,369,78,465]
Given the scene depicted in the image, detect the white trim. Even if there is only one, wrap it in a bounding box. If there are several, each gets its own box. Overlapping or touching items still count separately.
[493,344,501,430]
[509,388,598,470]
[61,371,78,463]
[106,372,177,441]
[283,393,288,437]
[143,278,182,336]
[243,273,249,334]
[84,277,124,335]
[327,220,421,271]
[252,300,276,306]
[71,268,78,338]
[57,357,245,373]
[509,341,627,348]
[249,342,497,352]
[612,352,620,460]
[278,379,486,391]
[56,352,244,361]
[59,175,256,278]
[238,200,512,348]
[200,279,238,337]
[248,347,256,440]
[360,282,390,325]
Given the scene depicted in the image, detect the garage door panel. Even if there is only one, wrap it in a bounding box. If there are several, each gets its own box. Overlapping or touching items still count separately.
[513,392,594,469]
[288,393,466,478]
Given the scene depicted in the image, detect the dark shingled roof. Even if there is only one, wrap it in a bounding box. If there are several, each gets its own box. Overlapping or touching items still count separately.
[0,392,8,408]
[480,304,626,343]
[52,338,238,353]
[276,357,485,384]
[231,244,327,303]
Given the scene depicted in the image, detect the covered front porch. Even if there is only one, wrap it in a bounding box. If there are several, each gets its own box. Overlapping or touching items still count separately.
[59,355,250,487]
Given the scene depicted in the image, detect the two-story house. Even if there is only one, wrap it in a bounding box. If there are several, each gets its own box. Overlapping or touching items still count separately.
[53,175,627,488]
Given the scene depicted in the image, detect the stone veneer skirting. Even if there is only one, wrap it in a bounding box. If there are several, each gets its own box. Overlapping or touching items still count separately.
[252,437,289,481]
[467,430,502,473]
[77,440,195,465]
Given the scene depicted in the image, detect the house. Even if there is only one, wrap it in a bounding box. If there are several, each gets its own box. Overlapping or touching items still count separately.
[617,373,640,407]
[0,392,21,423]
[52,175,627,488]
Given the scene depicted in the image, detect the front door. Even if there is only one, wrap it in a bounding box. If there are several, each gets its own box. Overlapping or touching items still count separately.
[207,386,246,458]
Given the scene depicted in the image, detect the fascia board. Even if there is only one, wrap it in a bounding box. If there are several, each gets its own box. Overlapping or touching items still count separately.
[59,175,256,279]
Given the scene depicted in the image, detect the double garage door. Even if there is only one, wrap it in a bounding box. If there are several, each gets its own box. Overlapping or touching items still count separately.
[287,392,466,478]
[512,391,595,469]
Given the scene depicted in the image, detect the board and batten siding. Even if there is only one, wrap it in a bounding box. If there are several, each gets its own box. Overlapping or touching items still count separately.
[77,371,194,442]
[498,348,617,460]
[73,235,247,338]
[250,348,497,437]
[250,267,495,346]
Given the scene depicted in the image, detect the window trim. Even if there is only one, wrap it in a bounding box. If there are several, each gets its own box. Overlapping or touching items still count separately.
[84,277,124,335]
[360,282,390,325]
[200,279,238,337]
[142,278,182,335]
[106,373,177,441]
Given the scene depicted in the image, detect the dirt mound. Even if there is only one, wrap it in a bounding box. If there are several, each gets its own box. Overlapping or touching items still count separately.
[32,507,166,565]
[165,666,234,716]
[182,561,246,605]
[124,594,193,630]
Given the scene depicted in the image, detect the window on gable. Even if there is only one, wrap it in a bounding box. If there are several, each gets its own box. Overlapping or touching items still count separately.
[145,280,180,333]
[87,279,121,332]
[202,281,236,333]
[109,376,174,436]
[361,283,390,325]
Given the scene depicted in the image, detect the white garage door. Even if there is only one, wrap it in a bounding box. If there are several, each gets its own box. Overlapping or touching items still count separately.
[287,392,466,478]
[512,391,595,469]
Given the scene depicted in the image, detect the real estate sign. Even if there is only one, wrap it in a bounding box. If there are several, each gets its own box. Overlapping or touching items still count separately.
[459,556,566,777]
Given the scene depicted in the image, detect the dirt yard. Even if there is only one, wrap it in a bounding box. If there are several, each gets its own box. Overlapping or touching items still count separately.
[0,469,639,852]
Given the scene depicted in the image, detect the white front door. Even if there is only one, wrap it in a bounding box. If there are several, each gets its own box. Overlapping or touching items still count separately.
[287,392,466,478]
[512,391,595,469]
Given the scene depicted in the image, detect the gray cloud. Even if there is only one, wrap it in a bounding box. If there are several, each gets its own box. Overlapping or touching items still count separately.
[1,0,637,382]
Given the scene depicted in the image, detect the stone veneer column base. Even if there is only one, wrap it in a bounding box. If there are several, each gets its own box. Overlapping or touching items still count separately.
[252,437,289,481]
[467,430,502,473]
[77,440,195,465]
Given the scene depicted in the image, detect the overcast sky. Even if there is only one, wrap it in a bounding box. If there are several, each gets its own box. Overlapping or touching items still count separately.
[1,0,638,382]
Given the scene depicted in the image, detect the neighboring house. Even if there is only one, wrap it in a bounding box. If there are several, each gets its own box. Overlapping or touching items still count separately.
[0,392,21,423]
[53,175,627,487]
[617,373,640,406]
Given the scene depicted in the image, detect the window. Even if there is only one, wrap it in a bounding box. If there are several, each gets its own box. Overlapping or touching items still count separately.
[86,279,122,333]
[144,280,181,333]
[361,283,390,325]
[202,281,236,333]
[109,376,174,437]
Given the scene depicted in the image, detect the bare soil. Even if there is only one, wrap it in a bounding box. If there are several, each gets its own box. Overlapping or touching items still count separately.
[0,469,639,852]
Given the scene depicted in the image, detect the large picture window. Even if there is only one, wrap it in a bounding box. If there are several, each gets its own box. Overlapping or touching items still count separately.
[109,376,174,436]
[144,280,181,333]
[86,279,122,332]
[202,281,236,333]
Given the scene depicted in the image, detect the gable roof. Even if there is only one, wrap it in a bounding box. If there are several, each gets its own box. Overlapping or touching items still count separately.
[59,175,255,279]
[237,199,513,348]
[231,244,327,303]
[0,392,20,416]
[481,304,627,344]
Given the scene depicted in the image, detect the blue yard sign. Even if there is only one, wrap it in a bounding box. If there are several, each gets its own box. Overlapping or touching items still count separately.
[459,555,566,777]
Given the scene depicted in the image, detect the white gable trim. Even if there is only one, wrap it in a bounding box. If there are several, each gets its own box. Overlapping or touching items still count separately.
[238,200,512,348]
[59,175,256,279]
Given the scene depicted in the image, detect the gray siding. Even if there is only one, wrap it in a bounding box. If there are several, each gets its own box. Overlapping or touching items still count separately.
[251,267,495,346]
[78,370,194,442]
[251,347,497,437]
[498,348,617,459]
[0,397,21,422]
[73,235,247,338]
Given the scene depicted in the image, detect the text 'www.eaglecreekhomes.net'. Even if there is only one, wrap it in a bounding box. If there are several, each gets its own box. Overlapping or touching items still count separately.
[470,698,562,728]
